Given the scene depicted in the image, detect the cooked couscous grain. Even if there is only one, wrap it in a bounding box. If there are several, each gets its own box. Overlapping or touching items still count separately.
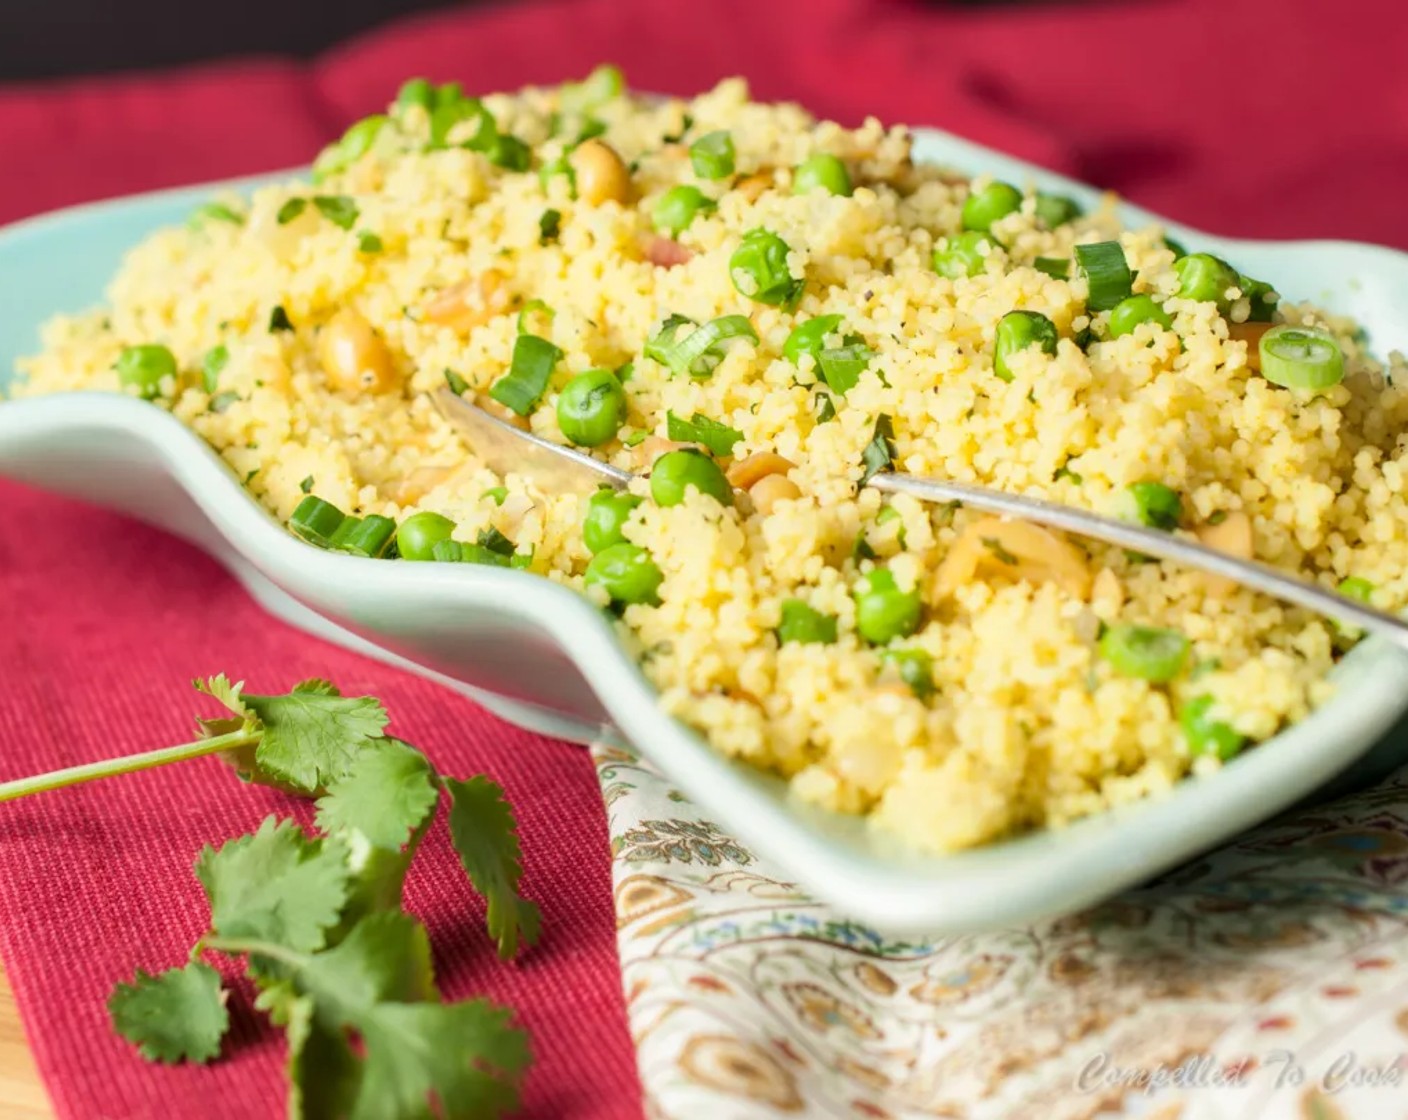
[16,71,1408,852]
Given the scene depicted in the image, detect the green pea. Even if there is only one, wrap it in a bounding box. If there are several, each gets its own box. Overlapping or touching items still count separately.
[690,131,735,180]
[583,489,643,554]
[882,648,934,698]
[1107,294,1173,339]
[782,314,844,367]
[1338,576,1374,603]
[396,511,456,561]
[649,449,733,508]
[854,569,922,645]
[777,599,838,645]
[1333,576,1375,640]
[652,185,716,237]
[961,181,1023,234]
[584,542,663,605]
[115,344,178,401]
[729,229,803,308]
[1180,695,1245,761]
[1174,253,1239,308]
[557,368,626,448]
[1034,192,1082,229]
[792,154,852,197]
[993,311,1059,382]
[1099,624,1189,682]
[312,114,388,182]
[932,231,994,280]
[1123,481,1182,530]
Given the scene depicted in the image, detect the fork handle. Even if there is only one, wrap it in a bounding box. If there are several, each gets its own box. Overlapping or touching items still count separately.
[868,472,1408,654]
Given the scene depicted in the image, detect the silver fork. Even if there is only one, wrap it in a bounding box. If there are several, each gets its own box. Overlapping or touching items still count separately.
[433,388,1408,653]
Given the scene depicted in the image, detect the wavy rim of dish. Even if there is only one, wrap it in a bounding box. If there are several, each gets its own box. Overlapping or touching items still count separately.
[4,123,1408,935]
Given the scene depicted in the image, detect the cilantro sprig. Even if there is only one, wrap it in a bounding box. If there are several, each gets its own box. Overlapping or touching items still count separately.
[2,676,541,1117]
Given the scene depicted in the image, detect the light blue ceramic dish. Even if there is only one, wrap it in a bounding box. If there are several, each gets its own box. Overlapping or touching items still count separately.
[3,129,1408,936]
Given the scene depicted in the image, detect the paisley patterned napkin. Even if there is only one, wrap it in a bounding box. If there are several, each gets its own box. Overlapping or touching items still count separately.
[592,745,1408,1119]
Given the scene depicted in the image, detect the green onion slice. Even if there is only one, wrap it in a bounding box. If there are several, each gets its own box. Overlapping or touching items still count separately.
[189,202,244,229]
[558,65,625,115]
[289,496,346,548]
[1075,241,1134,312]
[488,134,531,171]
[429,96,496,152]
[1033,257,1070,280]
[1258,325,1344,390]
[431,539,514,567]
[1099,623,1190,682]
[666,411,744,457]
[443,369,469,395]
[276,198,307,226]
[538,154,576,196]
[395,78,434,113]
[336,514,397,558]
[644,314,757,379]
[313,195,358,231]
[516,299,556,334]
[311,114,388,183]
[488,333,564,415]
[476,526,516,556]
[538,208,562,244]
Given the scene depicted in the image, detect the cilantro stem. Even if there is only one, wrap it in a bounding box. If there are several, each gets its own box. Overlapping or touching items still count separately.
[201,936,308,970]
[0,729,259,804]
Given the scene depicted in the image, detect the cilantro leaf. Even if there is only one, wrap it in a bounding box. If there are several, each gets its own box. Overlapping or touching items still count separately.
[339,839,424,931]
[196,817,350,954]
[194,674,253,727]
[443,777,541,960]
[665,411,743,457]
[109,962,229,1065]
[315,739,438,852]
[288,994,363,1120]
[297,911,437,1010]
[860,413,896,483]
[289,913,527,1119]
[242,681,390,793]
[474,527,516,558]
[354,1000,529,1119]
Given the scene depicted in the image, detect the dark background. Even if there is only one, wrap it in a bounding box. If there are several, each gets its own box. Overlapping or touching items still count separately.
[2,0,466,80]
[1,0,1012,81]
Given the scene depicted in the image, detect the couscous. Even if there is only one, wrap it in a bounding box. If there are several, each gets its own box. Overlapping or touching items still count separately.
[16,70,1408,852]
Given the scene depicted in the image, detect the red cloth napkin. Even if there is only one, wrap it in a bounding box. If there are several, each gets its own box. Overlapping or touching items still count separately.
[1,1,1405,1117]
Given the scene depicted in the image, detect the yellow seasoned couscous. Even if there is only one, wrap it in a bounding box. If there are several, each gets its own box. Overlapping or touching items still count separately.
[17,70,1408,853]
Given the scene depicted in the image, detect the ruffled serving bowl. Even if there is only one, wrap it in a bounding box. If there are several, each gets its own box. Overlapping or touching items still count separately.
[4,129,1408,935]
